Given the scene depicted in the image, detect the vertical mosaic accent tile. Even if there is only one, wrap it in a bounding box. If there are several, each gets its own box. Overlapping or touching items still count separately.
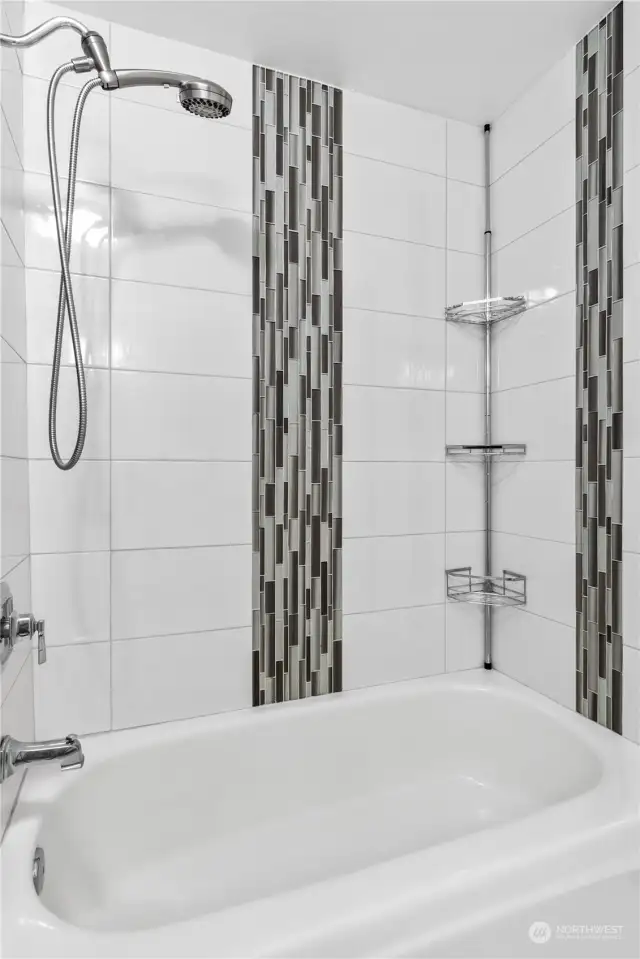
[575,2,623,733]
[252,66,343,705]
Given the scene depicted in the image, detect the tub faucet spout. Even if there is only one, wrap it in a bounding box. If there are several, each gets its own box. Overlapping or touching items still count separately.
[0,734,84,783]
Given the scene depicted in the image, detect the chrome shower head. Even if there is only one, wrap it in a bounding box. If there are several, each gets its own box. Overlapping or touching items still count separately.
[113,70,232,119]
[179,80,232,119]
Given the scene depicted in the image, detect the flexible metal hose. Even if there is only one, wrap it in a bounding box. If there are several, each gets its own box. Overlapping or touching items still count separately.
[46,67,101,469]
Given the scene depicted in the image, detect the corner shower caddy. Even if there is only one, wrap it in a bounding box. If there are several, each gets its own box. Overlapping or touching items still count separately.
[444,124,528,666]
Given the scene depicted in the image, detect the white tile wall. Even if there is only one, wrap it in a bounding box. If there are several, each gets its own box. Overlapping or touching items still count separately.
[18,5,486,728]
[1,0,33,840]
[490,44,577,711]
[342,92,485,689]
[22,6,256,734]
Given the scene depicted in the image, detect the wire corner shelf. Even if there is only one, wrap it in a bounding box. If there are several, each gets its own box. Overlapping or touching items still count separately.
[445,295,527,326]
[445,443,526,461]
[446,567,527,608]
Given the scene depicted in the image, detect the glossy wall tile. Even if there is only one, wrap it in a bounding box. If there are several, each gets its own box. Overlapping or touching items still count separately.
[252,66,343,704]
[575,3,624,732]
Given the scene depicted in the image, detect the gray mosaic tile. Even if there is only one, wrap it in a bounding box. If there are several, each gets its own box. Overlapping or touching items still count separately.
[253,67,343,705]
[575,2,623,733]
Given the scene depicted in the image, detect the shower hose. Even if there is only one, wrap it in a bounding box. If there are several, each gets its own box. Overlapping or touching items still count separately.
[46,64,101,470]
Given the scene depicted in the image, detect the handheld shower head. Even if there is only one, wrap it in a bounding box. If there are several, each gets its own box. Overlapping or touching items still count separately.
[179,80,232,119]
[113,70,232,119]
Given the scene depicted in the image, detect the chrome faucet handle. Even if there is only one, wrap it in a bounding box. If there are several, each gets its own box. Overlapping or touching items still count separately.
[36,620,46,664]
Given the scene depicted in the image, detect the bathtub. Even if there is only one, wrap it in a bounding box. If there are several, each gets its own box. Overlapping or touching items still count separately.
[1,669,638,958]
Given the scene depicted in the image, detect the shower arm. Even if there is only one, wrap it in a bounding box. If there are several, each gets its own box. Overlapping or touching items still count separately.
[0,16,117,88]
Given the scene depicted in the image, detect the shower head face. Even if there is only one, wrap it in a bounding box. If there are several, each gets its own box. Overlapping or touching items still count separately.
[179,80,232,119]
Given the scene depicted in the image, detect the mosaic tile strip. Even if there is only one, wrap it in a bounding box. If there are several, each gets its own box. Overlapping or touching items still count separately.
[575,2,623,732]
[252,66,343,705]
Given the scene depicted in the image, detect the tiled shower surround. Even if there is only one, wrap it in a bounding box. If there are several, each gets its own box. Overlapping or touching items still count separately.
[575,2,624,732]
[252,67,343,704]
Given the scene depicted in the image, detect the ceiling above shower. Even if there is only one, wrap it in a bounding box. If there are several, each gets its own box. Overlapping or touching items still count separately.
[63,0,612,123]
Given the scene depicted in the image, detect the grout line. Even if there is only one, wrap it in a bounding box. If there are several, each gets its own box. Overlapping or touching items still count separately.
[24,264,252,300]
[491,205,573,256]
[0,553,29,583]
[490,118,574,188]
[444,116,449,673]
[492,373,575,395]
[30,543,251,558]
[0,217,25,266]
[503,604,573,632]
[30,456,252,464]
[48,621,253,650]
[107,80,114,733]
[28,362,253,381]
[344,601,446,618]
[0,332,27,364]
[0,636,31,709]
[0,101,24,170]
[491,529,574,547]
[344,531,450,541]
[343,226,448,252]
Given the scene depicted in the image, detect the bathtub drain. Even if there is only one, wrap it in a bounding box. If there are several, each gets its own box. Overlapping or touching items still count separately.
[32,847,45,895]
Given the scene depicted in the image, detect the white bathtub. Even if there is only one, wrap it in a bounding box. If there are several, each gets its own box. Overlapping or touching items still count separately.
[1,670,638,957]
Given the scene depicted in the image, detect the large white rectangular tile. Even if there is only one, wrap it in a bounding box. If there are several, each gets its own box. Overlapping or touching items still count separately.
[494,608,575,709]
[343,534,444,615]
[30,551,110,647]
[0,52,23,158]
[445,530,484,571]
[624,64,640,172]
[0,556,30,700]
[625,3,640,76]
[1,262,26,358]
[112,628,251,730]
[109,22,252,129]
[446,180,484,255]
[625,361,640,457]
[492,461,575,544]
[493,532,574,628]
[446,120,484,186]
[343,90,446,175]
[28,364,109,459]
[492,292,574,391]
[26,268,109,367]
[343,309,445,391]
[343,386,444,462]
[343,153,445,247]
[111,280,250,378]
[1,164,23,259]
[111,97,252,210]
[22,74,109,184]
[493,377,575,461]
[111,189,250,292]
[624,263,640,361]
[623,551,640,650]
[24,172,109,276]
[0,653,33,840]
[342,605,445,690]
[492,122,574,252]
[1,105,21,171]
[343,230,445,318]
[111,544,251,640]
[20,2,110,89]
[493,208,575,306]
[625,458,640,554]
[492,50,574,181]
[445,602,483,672]
[446,251,484,307]
[445,462,484,533]
[0,219,21,266]
[343,462,445,538]
[1,340,27,458]
[1,455,29,561]
[624,163,640,267]
[112,461,251,550]
[446,320,484,392]
[29,459,109,553]
[33,642,110,738]
[622,645,640,743]
[111,370,251,461]
[445,391,484,445]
